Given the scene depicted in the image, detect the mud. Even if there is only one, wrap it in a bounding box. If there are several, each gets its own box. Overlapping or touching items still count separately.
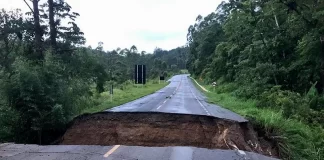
[60,112,278,157]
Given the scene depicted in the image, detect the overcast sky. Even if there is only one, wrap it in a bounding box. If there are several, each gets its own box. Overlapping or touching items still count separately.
[1,0,222,52]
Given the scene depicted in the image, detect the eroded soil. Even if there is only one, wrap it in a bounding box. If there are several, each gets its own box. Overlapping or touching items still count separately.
[60,112,278,157]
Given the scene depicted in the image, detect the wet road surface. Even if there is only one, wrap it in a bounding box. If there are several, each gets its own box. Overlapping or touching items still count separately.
[0,143,278,160]
[0,75,278,160]
[109,74,246,122]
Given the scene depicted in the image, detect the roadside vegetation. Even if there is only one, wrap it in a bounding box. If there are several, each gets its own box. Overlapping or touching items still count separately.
[0,1,187,144]
[186,1,324,159]
[80,80,168,114]
[192,78,323,160]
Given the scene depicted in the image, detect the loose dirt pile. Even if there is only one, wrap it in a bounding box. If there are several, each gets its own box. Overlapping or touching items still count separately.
[60,112,278,157]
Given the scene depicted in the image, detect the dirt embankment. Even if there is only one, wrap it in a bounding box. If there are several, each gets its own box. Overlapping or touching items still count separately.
[60,112,278,157]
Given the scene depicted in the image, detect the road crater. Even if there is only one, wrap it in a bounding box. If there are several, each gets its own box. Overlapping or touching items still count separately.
[60,112,278,158]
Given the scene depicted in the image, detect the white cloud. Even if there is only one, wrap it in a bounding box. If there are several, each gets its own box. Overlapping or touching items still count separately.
[0,0,222,52]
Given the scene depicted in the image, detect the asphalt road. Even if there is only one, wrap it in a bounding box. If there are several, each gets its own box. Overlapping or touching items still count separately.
[0,75,278,160]
[109,74,247,122]
[0,143,277,160]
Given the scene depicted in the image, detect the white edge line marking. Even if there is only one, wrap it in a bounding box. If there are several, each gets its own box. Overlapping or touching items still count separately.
[190,77,210,92]
[238,150,246,155]
[189,86,211,115]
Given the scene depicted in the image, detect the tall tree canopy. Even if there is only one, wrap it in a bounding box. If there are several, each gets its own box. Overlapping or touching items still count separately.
[187,0,324,95]
[186,0,324,129]
[186,2,324,158]
[0,0,188,144]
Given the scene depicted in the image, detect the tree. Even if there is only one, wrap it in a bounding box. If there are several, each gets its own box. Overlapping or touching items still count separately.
[0,9,24,70]
[130,45,137,53]
[48,0,56,51]
[96,41,104,51]
[161,61,167,70]
[0,0,190,144]
[185,2,324,158]
[41,0,85,48]
[32,0,43,59]
[24,0,44,59]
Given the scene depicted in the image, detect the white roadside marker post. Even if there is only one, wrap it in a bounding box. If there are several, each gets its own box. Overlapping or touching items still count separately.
[212,81,217,92]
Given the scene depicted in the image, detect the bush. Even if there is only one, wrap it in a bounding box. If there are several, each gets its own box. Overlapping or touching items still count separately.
[119,80,133,90]
[233,82,270,99]
[0,53,93,144]
[214,83,238,94]
[152,79,159,84]
[309,95,324,111]
[0,106,19,142]
[257,86,311,120]
[303,109,324,126]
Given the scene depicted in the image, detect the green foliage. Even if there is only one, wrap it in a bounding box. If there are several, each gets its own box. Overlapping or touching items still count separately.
[187,0,324,94]
[0,1,189,144]
[0,53,90,143]
[309,95,324,111]
[257,86,310,118]
[80,82,167,114]
[192,79,324,160]
[0,106,19,141]
[187,1,324,158]
[212,83,238,94]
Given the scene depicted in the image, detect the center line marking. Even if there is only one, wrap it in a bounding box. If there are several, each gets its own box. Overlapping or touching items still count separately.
[156,77,182,110]
[157,105,163,110]
[103,145,120,158]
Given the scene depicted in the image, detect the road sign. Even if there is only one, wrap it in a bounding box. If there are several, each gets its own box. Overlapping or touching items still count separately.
[160,76,165,81]
[135,65,146,84]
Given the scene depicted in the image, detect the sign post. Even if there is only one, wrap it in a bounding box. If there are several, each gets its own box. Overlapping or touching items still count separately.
[110,84,113,101]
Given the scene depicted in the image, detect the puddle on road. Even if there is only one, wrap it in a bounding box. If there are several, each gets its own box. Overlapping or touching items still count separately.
[60,112,278,158]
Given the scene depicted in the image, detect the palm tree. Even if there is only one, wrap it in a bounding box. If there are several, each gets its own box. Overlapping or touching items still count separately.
[130,45,137,54]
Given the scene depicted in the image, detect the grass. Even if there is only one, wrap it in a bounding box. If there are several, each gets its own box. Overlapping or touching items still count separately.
[80,81,168,114]
[190,77,324,160]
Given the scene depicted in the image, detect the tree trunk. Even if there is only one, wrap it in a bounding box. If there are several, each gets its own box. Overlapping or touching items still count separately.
[317,42,324,94]
[271,5,280,29]
[32,0,43,59]
[38,130,42,145]
[48,0,57,52]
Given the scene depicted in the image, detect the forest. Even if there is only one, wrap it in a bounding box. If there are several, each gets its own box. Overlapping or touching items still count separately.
[0,0,187,144]
[186,0,323,159]
[1,0,324,159]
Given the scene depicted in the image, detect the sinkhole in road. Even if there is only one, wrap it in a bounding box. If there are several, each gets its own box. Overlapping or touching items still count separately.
[60,112,278,158]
